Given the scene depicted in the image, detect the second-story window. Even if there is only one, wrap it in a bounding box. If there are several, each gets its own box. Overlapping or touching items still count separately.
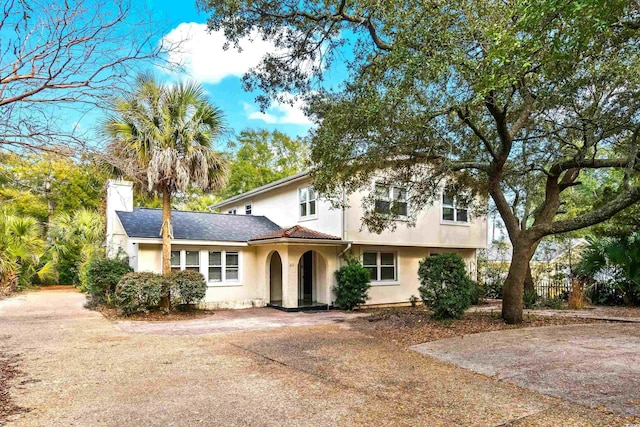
[442,189,469,223]
[228,208,236,215]
[374,184,408,217]
[245,203,252,215]
[299,186,317,219]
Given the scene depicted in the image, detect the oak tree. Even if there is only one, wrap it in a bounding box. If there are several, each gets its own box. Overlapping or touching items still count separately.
[201,0,640,323]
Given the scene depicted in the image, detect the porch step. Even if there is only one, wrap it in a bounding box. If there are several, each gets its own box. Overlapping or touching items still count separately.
[267,302,331,312]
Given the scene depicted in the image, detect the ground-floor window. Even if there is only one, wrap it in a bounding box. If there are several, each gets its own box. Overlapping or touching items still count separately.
[362,251,397,282]
[208,250,240,283]
[170,250,181,271]
[185,251,200,271]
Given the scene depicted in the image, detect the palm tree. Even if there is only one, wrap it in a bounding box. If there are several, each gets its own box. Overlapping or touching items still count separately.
[48,208,105,284]
[0,208,45,292]
[104,74,229,276]
[576,233,640,306]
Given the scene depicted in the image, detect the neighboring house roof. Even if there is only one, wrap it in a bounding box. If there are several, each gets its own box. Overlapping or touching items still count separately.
[249,225,341,242]
[210,170,311,209]
[116,208,281,242]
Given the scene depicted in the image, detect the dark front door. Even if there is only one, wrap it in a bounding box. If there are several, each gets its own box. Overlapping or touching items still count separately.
[299,251,313,303]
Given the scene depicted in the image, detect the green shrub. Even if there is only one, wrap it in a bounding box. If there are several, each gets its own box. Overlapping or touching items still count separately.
[480,263,507,299]
[418,253,474,320]
[523,289,538,309]
[80,254,132,305]
[470,280,484,305]
[333,259,371,310]
[168,270,207,307]
[539,296,565,309]
[114,272,164,315]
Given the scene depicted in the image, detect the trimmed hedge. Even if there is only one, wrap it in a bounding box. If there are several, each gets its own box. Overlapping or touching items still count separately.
[418,253,475,320]
[333,260,371,310]
[114,272,164,315]
[80,254,132,305]
[168,270,207,307]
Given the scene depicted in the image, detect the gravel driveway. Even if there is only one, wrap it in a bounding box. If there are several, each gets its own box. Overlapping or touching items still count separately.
[411,323,640,417]
[0,289,635,426]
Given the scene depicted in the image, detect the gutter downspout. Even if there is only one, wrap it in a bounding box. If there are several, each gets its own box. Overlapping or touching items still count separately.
[338,243,352,259]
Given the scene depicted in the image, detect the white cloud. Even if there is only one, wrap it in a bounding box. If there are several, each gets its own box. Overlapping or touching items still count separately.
[161,22,279,84]
[243,96,312,125]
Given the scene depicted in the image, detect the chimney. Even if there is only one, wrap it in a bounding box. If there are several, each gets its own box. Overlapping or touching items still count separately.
[105,180,134,258]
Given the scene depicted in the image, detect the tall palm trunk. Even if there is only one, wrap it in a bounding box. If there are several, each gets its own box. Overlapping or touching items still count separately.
[160,186,172,310]
[161,186,172,275]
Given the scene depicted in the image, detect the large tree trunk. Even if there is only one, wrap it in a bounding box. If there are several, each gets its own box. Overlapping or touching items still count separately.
[524,264,535,293]
[502,239,534,324]
[523,240,541,294]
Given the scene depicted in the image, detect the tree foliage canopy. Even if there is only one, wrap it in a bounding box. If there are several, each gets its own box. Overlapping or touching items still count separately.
[202,0,640,323]
[222,129,309,198]
[103,74,230,197]
[0,153,106,223]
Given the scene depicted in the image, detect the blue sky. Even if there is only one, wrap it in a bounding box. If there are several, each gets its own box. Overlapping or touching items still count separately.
[145,0,317,140]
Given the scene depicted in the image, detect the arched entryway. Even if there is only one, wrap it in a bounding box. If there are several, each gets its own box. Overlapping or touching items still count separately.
[297,250,327,306]
[269,251,283,304]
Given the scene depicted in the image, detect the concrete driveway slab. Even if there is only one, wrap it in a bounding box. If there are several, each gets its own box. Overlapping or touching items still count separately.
[411,323,640,417]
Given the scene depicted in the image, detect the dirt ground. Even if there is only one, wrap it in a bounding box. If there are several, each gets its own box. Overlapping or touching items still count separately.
[350,306,607,347]
[1,289,638,426]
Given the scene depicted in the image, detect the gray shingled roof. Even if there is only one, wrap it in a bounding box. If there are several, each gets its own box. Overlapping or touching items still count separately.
[116,208,281,242]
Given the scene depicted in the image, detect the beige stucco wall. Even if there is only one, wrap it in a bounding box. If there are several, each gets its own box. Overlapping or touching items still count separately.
[133,241,477,308]
[136,243,263,308]
[135,242,343,309]
[253,243,342,307]
[216,177,344,238]
[215,177,487,249]
[346,190,487,249]
[350,245,477,306]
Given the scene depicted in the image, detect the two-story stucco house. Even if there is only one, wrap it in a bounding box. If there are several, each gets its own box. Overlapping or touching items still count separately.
[105,172,487,310]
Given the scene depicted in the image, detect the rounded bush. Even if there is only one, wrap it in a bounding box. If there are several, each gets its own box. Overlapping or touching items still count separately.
[168,270,207,307]
[333,260,371,310]
[418,253,474,320]
[114,272,164,315]
[80,254,132,305]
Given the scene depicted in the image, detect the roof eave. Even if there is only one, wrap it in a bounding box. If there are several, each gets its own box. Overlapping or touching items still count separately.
[128,237,249,246]
[248,238,349,246]
[210,170,311,209]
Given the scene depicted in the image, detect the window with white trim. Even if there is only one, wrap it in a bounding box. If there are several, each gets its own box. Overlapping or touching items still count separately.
[185,251,200,271]
[228,208,237,215]
[299,186,317,219]
[362,251,397,282]
[170,250,200,272]
[374,184,408,217]
[170,250,181,272]
[245,202,252,215]
[208,250,240,282]
[442,190,469,223]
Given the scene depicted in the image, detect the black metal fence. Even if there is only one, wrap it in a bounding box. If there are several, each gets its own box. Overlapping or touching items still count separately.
[533,277,572,300]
